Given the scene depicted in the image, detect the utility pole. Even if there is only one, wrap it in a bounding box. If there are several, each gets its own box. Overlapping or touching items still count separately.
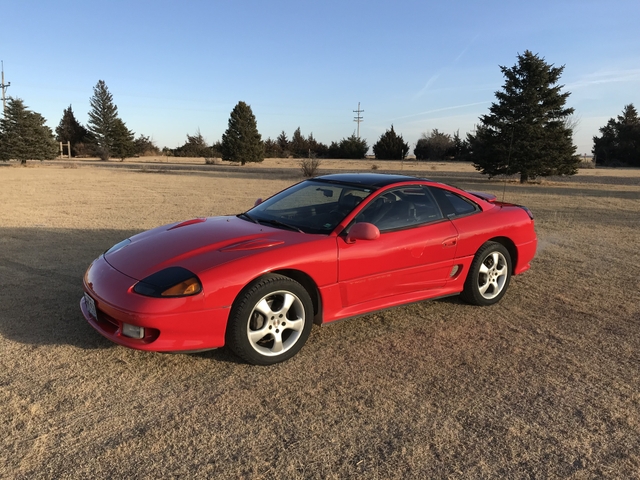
[353,102,364,139]
[1,61,10,115]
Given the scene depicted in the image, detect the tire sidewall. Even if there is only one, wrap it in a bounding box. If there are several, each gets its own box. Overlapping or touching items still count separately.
[226,274,314,365]
[462,242,512,306]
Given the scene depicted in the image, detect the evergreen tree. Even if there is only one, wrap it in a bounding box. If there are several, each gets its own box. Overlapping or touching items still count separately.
[307,132,319,155]
[451,130,469,160]
[276,131,290,156]
[284,128,329,158]
[326,141,341,159]
[133,134,160,156]
[467,51,578,183]
[87,80,119,161]
[263,137,282,157]
[414,129,454,160]
[220,101,264,165]
[337,134,368,159]
[592,104,640,166]
[110,118,136,161]
[306,132,328,158]
[373,125,409,160]
[55,105,90,157]
[174,129,212,158]
[0,97,57,164]
[211,141,223,159]
[289,127,309,158]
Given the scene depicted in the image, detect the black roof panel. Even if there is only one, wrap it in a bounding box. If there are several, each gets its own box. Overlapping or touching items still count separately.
[314,173,428,188]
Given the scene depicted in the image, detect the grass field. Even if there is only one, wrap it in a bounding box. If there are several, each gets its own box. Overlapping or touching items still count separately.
[1,160,639,478]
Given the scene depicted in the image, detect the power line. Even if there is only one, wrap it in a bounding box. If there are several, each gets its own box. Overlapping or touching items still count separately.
[353,102,364,138]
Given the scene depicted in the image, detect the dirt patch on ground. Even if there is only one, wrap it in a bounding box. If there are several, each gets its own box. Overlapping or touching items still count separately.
[1,163,639,478]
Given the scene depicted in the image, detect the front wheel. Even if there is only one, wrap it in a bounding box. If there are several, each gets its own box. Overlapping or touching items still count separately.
[226,274,314,365]
[461,242,512,306]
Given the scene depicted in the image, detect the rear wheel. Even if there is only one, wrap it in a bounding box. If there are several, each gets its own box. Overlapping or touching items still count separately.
[226,274,314,365]
[461,241,512,306]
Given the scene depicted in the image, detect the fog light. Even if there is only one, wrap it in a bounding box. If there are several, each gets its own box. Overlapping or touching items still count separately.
[122,323,144,339]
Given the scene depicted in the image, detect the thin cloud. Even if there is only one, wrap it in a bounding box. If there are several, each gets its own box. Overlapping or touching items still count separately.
[414,73,442,99]
[453,33,480,63]
[414,34,480,99]
[394,101,490,121]
[567,68,640,89]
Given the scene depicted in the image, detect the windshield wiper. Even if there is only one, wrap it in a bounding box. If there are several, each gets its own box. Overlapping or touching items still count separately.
[258,219,304,233]
[237,212,258,224]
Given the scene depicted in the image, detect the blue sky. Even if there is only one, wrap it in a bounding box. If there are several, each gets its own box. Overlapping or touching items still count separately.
[1,0,639,155]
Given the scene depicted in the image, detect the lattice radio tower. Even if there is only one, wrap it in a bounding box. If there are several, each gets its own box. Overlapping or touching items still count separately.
[353,102,364,138]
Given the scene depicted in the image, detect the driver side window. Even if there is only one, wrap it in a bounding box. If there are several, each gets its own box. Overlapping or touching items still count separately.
[357,186,443,231]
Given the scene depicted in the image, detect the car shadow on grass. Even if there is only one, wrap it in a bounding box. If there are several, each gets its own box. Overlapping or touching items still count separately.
[0,227,143,349]
[0,226,273,363]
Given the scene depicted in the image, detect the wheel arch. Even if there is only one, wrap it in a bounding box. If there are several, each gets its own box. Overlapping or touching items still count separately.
[487,236,517,273]
[270,269,323,325]
[225,271,316,365]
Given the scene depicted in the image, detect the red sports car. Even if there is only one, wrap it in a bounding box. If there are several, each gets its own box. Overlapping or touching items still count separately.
[81,173,536,365]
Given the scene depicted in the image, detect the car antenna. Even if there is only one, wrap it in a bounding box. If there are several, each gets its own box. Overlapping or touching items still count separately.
[502,125,515,203]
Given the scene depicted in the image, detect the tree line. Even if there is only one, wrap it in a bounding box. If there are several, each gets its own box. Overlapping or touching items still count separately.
[0,81,161,164]
[592,104,640,167]
[1,50,638,180]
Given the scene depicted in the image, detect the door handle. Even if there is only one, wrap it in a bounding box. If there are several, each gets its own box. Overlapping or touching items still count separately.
[442,237,457,248]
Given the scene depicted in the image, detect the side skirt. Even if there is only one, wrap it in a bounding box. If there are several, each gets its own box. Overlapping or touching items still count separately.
[320,292,461,327]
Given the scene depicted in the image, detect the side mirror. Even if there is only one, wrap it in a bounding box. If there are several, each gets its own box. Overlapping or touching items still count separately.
[254,198,263,206]
[345,222,380,244]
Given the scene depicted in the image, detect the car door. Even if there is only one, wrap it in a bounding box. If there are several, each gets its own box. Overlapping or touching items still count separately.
[428,185,485,267]
[337,186,459,308]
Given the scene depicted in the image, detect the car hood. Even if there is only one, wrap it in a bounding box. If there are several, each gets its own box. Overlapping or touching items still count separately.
[104,216,306,280]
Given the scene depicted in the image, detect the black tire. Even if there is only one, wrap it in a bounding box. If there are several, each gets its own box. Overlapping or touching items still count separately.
[225,274,314,365]
[461,241,512,306]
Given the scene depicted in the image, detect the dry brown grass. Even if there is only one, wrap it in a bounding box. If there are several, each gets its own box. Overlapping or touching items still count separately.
[69,156,481,173]
[1,162,639,478]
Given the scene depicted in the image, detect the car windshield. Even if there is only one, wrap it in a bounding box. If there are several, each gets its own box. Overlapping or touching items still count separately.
[243,180,374,234]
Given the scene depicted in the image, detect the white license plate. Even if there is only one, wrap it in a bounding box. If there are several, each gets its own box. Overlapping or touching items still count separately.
[84,293,97,319]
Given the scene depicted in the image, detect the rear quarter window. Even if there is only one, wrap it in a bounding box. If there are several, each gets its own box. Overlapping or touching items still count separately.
[429,187,479,218]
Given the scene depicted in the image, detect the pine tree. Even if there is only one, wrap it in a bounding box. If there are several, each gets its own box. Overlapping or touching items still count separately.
[451,130,469,160]
[263,138,282,158]
[55,105,90,157]
[87,80,119,161]
[0,97,57,164]
[289,127,309,158]
[110,118,136,161]
[467,51,578,183]
[592,104,640,167]
[306,132,329,158]
[276,131,290,156]
[373,125,409,160]
[338,134,368,159]
[220,101,264,165]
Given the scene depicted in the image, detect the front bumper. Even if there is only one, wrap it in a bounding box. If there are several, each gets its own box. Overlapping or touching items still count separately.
[81,256,229,351]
